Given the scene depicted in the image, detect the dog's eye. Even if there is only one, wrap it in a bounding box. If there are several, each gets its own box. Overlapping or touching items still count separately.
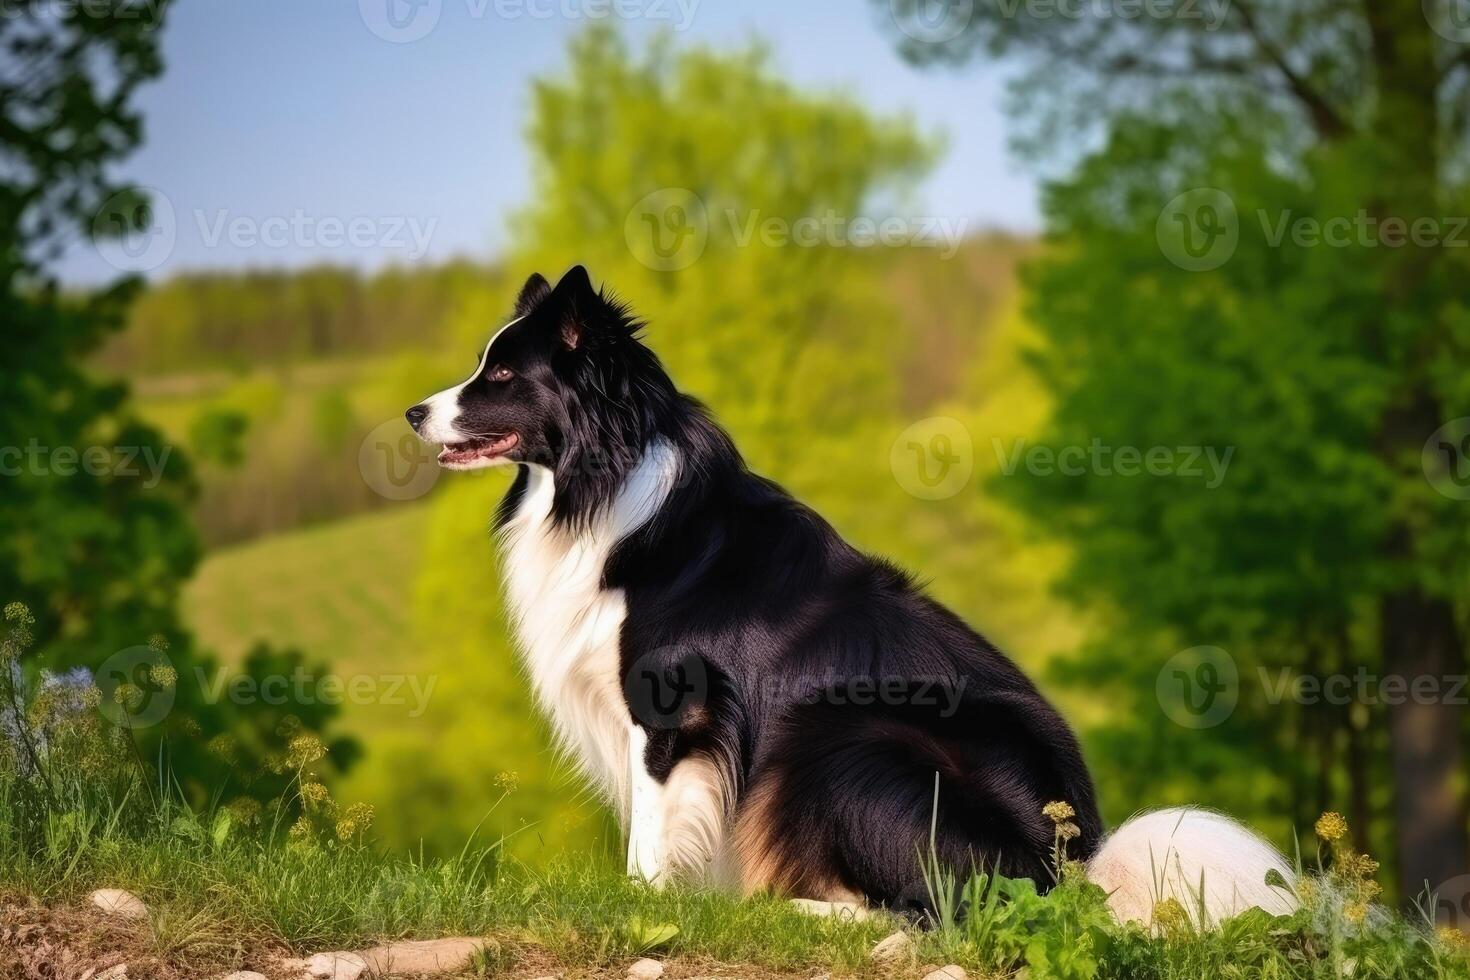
[488,364,514,383]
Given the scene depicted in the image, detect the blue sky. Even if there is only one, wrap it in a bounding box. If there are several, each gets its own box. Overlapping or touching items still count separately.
[61,0,1034,284]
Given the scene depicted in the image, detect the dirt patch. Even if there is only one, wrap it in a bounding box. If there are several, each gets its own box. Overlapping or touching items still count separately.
[0,898,845,979]
[0,894,289,980]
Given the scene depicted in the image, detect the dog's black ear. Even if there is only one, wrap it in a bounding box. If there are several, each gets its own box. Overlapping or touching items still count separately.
[514,272,552,318]
[550,265,598,351]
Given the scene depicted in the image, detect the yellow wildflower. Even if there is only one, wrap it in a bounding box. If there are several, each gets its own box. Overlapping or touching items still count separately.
[334,803,376,841]
[1315,812,1348,843]
[286,733,326,768]
[1042,801,1076,824]
[300,780,331,809]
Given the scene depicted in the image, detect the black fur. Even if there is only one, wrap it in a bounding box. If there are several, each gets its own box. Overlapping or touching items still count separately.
[437,266,1101,909]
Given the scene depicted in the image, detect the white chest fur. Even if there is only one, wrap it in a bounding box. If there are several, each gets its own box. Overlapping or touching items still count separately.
[496,442,680,816]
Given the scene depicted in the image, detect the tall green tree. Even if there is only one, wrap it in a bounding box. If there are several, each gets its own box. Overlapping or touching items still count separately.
[884,0,1470,900]
[1,0,351,810]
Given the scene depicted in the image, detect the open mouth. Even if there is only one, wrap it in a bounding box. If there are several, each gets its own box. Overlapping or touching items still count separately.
[437,432,519,468]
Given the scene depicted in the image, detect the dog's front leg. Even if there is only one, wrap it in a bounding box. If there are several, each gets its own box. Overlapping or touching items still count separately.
[627,724,667,884]
[627,726,731,886]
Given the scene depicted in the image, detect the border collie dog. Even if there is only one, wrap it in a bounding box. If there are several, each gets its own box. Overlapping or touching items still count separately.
[407,266,1295,922]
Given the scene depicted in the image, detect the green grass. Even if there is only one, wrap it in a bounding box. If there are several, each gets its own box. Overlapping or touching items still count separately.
[0,600,1465,980]
[4,782,1468,980]
[184,503,429,681]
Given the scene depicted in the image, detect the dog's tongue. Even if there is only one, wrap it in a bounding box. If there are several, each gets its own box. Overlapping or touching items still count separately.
[438,432,518,464]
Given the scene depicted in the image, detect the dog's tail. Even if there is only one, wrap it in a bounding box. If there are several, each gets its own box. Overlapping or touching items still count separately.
[1085,807,1299,927]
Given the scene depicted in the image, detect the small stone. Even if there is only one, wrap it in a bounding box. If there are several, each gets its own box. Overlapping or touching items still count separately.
[922,966,967,980]
[870,930,913,963]
[94,968,128,980]
[88,889,147,921]
[221,973,269,980]
[627,958,664,980]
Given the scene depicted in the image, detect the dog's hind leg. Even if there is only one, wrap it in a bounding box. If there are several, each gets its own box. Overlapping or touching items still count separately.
[735,700,1068,913]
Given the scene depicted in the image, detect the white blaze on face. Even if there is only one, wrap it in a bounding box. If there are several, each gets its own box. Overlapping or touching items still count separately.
[416,315,524,445]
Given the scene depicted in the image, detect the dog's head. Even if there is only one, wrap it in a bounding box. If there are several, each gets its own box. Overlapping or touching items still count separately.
[406,265,667,475]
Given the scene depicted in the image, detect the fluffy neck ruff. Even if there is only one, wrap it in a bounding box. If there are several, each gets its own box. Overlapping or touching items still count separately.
[519,296,744,533]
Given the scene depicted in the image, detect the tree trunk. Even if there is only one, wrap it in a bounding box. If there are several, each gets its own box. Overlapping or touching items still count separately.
[1364,0,1469,905]
[1382,589,1468,906]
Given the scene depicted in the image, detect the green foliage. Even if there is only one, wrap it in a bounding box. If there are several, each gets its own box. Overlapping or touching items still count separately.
[0,0,350,806]
[0,0,171,276]
[984,86,1470,888]
[188,407,251,467]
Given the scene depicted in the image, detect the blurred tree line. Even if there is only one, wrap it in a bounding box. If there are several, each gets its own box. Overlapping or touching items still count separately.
[99,261,494,376]
[885,0,1470,903]
[1,0,352,813]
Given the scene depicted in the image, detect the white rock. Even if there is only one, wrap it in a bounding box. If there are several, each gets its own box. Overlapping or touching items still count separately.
[293,938,490,979]
[922,966,967,980]
[869,930,913,962]
[302,951,367,980]
[361,938,490,975]
[94,967,128,980]
[88,889,147,921]
[221,973,269,980]
[627,957,664,980]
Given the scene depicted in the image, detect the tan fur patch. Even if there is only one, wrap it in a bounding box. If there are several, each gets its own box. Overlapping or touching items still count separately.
[734,775,855,902]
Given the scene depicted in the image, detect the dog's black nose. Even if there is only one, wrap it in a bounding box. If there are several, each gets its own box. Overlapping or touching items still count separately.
[405,404,428,432]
